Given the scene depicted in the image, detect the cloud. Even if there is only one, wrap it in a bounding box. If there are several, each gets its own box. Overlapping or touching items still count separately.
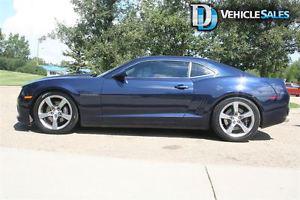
[2,0,76,64]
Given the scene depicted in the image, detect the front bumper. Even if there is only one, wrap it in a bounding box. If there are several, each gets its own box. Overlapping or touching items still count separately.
[17,91,33,126]
[17,104,31,125]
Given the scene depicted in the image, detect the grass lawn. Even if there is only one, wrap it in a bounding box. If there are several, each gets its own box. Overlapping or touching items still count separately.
[0,70,44,86]
[290,102,300,109]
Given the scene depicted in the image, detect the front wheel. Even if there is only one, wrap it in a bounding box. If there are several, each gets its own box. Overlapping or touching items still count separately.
[212,97,260,142]
[33,92,79,134]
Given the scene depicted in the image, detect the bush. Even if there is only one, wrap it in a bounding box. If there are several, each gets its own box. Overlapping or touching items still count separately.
[16,61,47,76]
[0,56,47,75]
[0,56,26,71]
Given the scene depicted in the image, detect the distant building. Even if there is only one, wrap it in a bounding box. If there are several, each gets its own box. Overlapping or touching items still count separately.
[40,65,68,76]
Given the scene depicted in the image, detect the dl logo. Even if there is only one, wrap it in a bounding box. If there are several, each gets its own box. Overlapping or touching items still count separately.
[191,4,218,31]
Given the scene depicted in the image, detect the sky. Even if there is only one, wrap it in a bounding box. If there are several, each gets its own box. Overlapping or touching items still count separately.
[0,0,299,64]
[0,0,76,64]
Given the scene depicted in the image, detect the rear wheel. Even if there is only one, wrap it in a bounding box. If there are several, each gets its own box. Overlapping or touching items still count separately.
[33,91,79,134]
[212,97,260,142]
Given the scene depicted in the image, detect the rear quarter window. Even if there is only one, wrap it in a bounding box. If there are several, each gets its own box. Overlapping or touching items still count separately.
[191,63,214,77]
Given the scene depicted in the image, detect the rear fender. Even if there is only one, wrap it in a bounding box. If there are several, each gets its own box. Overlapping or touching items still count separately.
[193,76,276,111]
[192,76,277,126]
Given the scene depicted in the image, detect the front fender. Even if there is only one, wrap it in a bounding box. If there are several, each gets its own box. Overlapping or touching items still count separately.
[21,77,103,113]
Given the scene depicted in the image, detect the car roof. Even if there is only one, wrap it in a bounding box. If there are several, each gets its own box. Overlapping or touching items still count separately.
[137,55,204,62]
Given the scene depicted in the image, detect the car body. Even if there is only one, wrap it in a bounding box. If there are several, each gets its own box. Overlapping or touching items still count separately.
[286,83,300,97]
[17,56,289,141]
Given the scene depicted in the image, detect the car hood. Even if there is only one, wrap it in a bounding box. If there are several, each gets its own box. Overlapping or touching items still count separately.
[23,74,93,86]
[42,74,92,80]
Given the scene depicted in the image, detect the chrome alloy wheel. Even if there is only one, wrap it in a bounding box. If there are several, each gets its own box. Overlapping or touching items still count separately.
[219,101,255,137]
[37,95,72,130]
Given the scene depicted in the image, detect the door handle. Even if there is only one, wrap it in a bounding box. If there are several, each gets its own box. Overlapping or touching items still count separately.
[174,84,189,90]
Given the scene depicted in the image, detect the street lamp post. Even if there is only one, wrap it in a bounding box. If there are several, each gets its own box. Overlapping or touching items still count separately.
[36,36,46,65]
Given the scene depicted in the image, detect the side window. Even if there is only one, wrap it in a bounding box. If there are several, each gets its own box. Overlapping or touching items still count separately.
[126,61,189,78]
[191,63,214,77]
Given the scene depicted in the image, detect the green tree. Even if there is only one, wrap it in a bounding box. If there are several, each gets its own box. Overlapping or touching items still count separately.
[3,33,30,59]
[56,23,88,72]
[56,0,300,76]
[297,30,300,50]
[91,9,147,72]
[56,0,197,73]
[198,0,300,77]
[140,0,196,56]
[0,29,5,55]
[286,59,300,82]
[56,0,120,73]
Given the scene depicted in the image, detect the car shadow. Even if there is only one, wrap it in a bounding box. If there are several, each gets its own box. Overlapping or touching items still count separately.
[76,127,222,141]
[13,122,272,142]
[14,122,31,132]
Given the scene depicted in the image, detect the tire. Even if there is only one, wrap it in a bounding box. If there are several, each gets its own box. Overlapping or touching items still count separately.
[33,91,79,134]
[212,97,260,142]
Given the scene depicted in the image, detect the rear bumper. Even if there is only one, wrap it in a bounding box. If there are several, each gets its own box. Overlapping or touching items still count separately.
[260,106,289,128]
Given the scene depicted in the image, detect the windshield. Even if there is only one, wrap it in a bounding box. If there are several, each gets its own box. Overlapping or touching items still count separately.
[98,59,135,77]
[98,65,120,77]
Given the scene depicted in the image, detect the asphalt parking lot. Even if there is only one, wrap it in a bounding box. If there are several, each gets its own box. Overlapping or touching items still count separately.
[0,86,300,199]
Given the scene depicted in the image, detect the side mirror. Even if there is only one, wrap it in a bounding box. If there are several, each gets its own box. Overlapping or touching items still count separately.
[113,71,127,83]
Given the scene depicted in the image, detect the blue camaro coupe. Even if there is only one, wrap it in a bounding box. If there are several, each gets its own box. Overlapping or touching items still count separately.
[17,56,289,141]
